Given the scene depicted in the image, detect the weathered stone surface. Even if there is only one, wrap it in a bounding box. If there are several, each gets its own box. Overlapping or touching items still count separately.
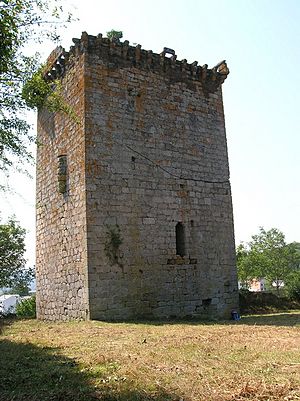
[36,33,238,321]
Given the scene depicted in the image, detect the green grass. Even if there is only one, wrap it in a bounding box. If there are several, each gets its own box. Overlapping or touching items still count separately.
[1,312,300,401]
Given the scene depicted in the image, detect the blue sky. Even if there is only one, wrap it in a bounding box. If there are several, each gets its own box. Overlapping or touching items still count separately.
[1,0,299,266]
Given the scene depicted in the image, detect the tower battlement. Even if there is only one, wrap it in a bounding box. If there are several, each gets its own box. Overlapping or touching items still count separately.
[45,32,229,94]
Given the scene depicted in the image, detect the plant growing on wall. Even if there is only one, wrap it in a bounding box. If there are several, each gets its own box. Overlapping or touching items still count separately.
[22,67,74,116]
[104,225,123,266]
[106,29,123,41]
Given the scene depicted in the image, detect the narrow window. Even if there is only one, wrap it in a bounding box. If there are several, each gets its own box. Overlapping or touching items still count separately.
[57,154,67,194]
[131,156,136,170]
[176,222,185,257]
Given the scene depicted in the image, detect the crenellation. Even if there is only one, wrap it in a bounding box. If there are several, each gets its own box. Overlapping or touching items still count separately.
[44,32,229,95]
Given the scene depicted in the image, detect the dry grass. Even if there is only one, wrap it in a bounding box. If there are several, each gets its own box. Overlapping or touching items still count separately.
[1,312,300,401]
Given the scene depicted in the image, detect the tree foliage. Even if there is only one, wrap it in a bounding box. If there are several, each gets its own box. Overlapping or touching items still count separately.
[0,0,73,173]
[0,217,33,289]
[7,279,31,296]
[237,227,300,291]
[106,29,123,41]
[284,270,300,300]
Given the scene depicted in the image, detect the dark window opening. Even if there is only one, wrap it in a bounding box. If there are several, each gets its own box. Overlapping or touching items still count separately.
[176,222,185,257]
[202,298,212,307]
[131,156,136,170]
[57,154,67,194]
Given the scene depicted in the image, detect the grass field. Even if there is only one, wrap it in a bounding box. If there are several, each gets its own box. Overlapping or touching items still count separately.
[1,312,300,401]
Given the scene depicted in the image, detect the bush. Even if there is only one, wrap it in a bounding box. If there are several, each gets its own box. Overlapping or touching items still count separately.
[239,290,300,314]
[16,295,36,318]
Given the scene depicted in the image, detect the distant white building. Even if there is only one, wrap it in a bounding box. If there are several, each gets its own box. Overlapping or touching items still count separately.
[238,278,267,292]
[0,294,21,315]
[249,278,267,292]
[239,278,284,292]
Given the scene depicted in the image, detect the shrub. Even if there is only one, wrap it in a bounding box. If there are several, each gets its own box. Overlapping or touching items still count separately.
[16,295,36,318]
[239,289,300,314]
[106,29,123,41]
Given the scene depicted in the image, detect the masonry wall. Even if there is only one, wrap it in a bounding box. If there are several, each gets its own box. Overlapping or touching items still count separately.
[36,34,239,321]
[36,51,89,320]
[82,40,238,320]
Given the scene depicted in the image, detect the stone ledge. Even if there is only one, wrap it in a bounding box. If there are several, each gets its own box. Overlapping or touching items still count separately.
[167,256,198,265]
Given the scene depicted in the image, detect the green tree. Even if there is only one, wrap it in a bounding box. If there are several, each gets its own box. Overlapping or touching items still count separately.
[236,242,256,289]
[285,270,300,300]
[291,241,300,263]
[237,228,299,292]
[284,242,300,299]
[7,278,32,296]
[0,217,33,289]
[0,0,73,174]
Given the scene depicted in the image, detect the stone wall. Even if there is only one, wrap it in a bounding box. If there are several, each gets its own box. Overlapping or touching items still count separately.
[82,34,238,319]
[36,33,238,321]
[36,51,89,320]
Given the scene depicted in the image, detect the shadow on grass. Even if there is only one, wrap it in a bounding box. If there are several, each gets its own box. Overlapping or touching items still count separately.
[0,316,14,335]
[97,310,300,328]
[0,339,178,401]
[239,312,300,327]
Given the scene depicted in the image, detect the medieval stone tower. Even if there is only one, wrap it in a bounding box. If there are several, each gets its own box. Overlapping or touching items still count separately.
[36,32,238,321]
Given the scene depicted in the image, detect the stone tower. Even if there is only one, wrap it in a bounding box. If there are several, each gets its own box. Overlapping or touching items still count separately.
[36,32,238,321]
